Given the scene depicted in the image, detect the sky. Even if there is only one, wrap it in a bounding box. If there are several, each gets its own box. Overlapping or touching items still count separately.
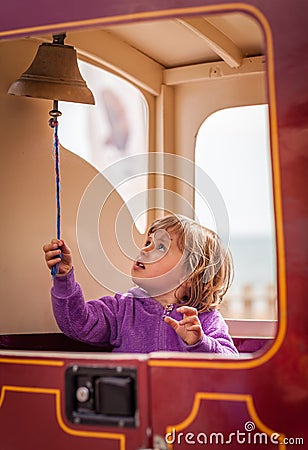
[195,105,275,237]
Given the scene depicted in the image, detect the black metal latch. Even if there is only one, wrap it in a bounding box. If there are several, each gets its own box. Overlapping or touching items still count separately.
[65,365,138,427]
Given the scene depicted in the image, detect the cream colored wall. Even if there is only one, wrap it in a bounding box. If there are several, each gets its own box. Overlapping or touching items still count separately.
[0,39,136,333]
[173,73,267,210]
[153,73,266,217]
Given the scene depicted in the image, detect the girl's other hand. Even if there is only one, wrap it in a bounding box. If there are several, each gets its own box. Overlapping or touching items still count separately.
[43,239,73,276]
[164,306,203,345]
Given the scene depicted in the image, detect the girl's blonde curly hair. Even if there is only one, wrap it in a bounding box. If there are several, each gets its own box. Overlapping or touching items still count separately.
[148,214,233,312]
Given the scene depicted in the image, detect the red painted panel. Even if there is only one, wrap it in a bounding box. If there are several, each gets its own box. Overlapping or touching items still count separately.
[0,356,151,450]
[0,0,211,37]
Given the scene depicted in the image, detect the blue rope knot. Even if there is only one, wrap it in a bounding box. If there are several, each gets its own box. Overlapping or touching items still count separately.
[48,117,57,128]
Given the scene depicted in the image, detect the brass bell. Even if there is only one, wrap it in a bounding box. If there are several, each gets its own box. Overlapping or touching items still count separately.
[8,33,95,105]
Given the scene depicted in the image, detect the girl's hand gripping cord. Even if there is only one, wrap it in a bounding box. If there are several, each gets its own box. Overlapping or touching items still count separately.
[43,239,73,276]
[164,306,203,345]
[51,247,62,276]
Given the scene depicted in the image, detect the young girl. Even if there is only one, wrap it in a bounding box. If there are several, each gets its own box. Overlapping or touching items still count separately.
[43,214,238,355]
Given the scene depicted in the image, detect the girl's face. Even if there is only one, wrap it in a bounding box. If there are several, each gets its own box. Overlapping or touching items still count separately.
[131,228,186,297]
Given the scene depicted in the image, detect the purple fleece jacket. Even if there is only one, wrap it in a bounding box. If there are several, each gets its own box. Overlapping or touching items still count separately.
[51,268,238,355]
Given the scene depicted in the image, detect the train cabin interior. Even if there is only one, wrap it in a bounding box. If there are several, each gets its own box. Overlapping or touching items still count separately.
[0,10,278,356]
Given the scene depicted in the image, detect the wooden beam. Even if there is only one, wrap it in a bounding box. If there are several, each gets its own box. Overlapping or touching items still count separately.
[63,30,164,96]
[178,17,243,68]
[164,56,265,86]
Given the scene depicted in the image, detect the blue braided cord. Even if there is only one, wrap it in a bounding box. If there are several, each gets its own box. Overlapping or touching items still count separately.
[51,120,62,276]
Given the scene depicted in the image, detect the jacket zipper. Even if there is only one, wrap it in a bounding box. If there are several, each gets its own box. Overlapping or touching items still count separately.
[162,304,174,320]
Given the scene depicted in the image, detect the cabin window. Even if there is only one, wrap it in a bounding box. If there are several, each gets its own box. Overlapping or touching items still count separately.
[195,105,277,321]
[59,60,148,233]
